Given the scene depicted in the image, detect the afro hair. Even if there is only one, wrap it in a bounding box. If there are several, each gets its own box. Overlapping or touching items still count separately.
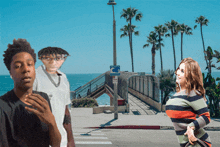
[3,38,36,71]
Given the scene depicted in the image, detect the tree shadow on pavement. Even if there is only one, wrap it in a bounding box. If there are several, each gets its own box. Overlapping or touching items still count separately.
[80,119,117,136]
[100,118,117,127]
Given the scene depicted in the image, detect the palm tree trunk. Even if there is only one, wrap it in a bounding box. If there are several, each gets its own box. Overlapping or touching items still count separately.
[209,59,211,74]
[171,29,176,70]
[159,35,163,72]
[152,45,155,75]
[130,36,134,72]
[131,33,134,72]
[128,31,134,72]
[200,24,209,73]
[129,19,134,72]
[181,33,183,60]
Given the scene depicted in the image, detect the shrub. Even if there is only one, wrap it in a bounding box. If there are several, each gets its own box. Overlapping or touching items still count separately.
[157,69,176,104]
[203,73,220,118]
[71,97,98,108]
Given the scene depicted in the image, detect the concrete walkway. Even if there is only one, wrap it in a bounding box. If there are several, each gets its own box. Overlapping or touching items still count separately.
[71,108,220,131]
[71,95,220,146]
[128,93,157,115]
[71,92,220,130]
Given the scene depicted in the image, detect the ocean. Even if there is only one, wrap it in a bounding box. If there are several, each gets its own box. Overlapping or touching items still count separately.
[0,72,219,105]
[0,73,110,105]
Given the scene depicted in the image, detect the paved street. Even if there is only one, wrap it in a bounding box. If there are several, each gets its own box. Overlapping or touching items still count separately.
[71,93,220,147]
[73,128,113,147]
[73,128,220,147]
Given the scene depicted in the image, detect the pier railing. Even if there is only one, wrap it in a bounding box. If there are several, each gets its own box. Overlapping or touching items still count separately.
[71,72,161,111]
[71,73,105,99]
[104,71,161,102]
[128,74,160,102]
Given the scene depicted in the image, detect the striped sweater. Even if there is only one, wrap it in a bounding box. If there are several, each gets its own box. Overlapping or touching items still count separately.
[166,90,211,147]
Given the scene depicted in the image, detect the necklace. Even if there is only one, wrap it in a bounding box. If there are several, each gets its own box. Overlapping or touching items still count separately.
[41,65,61,87]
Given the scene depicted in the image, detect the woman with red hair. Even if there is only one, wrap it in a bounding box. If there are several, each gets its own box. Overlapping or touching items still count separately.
[166,57,211,147]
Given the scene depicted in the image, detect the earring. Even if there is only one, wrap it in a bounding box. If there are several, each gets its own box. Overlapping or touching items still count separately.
[10,75,13,79]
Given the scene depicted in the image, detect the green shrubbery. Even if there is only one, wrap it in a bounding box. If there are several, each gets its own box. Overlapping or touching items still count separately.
[157,69,176,104]
[72,97,98,108]
[203,47,220,118]
[203,73,220,118]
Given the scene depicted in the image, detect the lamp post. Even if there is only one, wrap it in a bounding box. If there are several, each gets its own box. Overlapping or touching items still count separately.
[108,0,118,119]
[107,0,117,66]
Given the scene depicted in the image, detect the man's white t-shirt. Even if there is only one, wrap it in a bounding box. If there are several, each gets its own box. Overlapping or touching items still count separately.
[33,65,71,147]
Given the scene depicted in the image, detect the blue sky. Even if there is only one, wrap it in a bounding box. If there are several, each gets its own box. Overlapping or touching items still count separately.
[0,0,220,75]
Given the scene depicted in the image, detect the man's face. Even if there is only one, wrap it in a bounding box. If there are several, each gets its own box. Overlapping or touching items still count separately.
[40,54,65,74]
[10,52,35,90]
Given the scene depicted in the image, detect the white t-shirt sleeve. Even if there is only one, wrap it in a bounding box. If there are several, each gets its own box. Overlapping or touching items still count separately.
[33,76,38,91]
[65,78,72,112]
[66,82,71,105]
[63,75,71,105]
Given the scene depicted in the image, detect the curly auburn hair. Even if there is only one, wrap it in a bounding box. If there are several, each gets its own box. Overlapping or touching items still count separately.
[3,38,36,71]
[175,57,206,100]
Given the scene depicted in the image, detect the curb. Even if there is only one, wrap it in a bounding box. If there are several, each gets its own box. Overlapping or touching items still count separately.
[86,125,161,130]
[204,127,220,131]
[85,125,220,131]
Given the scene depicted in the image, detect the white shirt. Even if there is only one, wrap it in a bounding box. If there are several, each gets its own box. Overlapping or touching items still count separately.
[33,65,71,147]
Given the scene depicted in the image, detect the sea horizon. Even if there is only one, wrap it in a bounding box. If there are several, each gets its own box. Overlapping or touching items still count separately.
[0,71,219,76]
[0,72,219,105]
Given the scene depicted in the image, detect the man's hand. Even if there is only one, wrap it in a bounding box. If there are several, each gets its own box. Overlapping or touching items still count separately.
[25,93,61,146]
[25,93,55,125]
[184,126,197,145]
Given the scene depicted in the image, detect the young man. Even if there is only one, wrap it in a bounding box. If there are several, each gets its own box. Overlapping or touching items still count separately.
[33,47,75,147]
[0,39,61,147]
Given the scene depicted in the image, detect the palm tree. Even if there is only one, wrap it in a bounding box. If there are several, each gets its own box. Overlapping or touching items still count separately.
[203,46,220,117]
[154,25,167,72]
[157,69,176,105]
[120,24,139,72]
[204,46,220,74]
[143,31,159,75]
[194,15,209,73]
[120,7,143,72]
[213,50,220,70]
[204,46,215,74]
[165,20,178,70]
[177,24,193,60]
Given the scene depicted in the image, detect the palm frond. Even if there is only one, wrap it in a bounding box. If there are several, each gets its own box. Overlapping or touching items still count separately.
[195,15,209,26]
[194,25,197,29]
[214,50,220,55]
[211,64,216,68]
[165,33,170,37]
[143,44,149,48]
[134,31,139,36]
[186,32,193,35]
[203,19,209,26]
[135,13,143,21]
[120,33,127,38]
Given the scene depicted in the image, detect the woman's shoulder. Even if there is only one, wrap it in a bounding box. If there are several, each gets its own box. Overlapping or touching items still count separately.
[172,90,187,97]
[171,90,202,101]
[173,90,200,96]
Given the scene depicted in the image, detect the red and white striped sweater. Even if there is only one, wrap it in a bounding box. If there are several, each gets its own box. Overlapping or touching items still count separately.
[166,90,211,147]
